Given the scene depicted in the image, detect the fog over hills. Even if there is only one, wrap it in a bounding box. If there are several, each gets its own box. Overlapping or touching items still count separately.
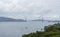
[0,0,60,20]
[0,17,26,22]
[0,17,59,22]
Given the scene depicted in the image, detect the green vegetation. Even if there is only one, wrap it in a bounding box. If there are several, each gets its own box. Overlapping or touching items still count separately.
[22,23,60,37]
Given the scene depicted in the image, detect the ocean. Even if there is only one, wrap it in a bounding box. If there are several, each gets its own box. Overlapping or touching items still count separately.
[0,21,57,37]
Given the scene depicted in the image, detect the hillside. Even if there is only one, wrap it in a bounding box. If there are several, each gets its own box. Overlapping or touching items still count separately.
[22,23,60,37]
[0,17,26,22]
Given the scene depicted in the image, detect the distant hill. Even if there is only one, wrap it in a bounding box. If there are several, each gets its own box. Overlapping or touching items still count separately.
[0,17,26,22]
[32,19,60,22]
[32,19,43,21]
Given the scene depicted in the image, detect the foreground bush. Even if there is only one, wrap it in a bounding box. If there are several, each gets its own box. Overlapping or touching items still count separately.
[22,23,60,37]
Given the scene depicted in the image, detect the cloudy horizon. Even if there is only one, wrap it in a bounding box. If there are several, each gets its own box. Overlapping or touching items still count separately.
[0,0,60,20]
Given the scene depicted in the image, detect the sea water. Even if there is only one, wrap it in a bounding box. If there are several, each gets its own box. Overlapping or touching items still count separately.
[0,21,57,37]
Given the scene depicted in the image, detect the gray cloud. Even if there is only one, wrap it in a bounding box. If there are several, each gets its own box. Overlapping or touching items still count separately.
[0,0,60,20]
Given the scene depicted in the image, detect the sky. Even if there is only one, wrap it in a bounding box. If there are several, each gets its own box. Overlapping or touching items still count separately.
[0,0,60,20]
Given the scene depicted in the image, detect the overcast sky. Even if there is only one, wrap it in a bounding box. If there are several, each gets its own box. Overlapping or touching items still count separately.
[0,0,60,20]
